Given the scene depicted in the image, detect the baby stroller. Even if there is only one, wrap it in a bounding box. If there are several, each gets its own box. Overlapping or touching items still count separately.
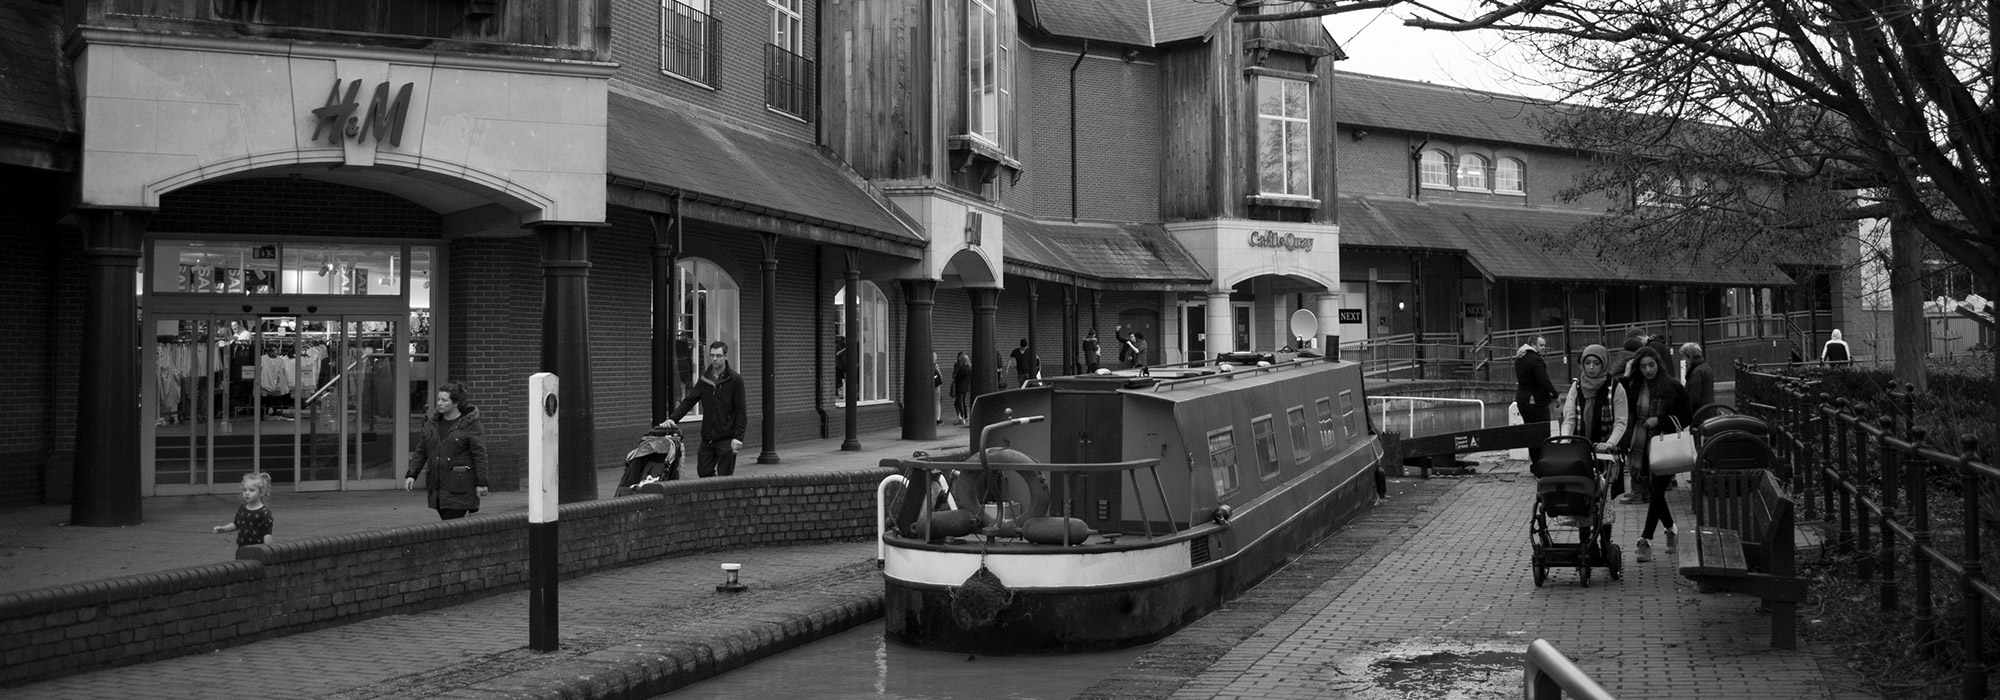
[1528,435,1622,587]
[616,421,684,496]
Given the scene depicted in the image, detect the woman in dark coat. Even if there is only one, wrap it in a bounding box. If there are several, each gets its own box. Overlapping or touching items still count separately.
[1624,346,1693,563]
[404,382,489,520]
[950,351,972,425]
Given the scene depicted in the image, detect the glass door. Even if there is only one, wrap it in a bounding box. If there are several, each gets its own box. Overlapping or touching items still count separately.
[146,314,409,494]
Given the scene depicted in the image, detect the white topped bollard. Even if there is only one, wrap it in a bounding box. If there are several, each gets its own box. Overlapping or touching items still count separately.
[527,372,560,652]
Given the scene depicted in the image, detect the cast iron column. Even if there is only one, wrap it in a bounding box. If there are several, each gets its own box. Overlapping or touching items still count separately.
[971,287,1000,397]
[758,233,780,463]
[1026,281,1039,381]
[538,224,596,503]
[1063,284,1077,374]
[902,279,937,439]
[73,208,149,526]
[841,249,862,451]
[650,212,680,424]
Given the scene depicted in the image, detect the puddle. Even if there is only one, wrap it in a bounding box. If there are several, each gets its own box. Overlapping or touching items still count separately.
[1331,638,1525,699]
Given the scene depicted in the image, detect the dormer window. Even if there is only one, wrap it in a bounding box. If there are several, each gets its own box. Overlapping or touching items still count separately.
[1495,158,1525,194]
[1457,153,1489,191]
[1420,150,1453,189]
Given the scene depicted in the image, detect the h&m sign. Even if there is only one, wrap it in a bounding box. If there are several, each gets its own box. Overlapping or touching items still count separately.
[1247,230,1314,252]
[310,79,415,147]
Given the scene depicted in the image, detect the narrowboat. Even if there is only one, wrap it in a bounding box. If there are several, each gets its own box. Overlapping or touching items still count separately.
[878,355,1383,653]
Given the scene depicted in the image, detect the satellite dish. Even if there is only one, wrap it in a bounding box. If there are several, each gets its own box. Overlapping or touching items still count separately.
[1289,309,1318,344]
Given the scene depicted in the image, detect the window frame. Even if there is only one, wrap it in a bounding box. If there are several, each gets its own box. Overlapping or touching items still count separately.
[675,257,741,420]
[1494,157,1525,194]
[1287,406,1313,465]
[832,281,892,404]
[1419,150,1453,189]
[1252,414,1280,479]
[1338,390,1360,438]
[659,0,716,87]
[1207,427,1240,496]
[1456,153,1490,192]
[1254,75,1313,198]
[1315,397,1338,449]
[966,0,1009,148]
[768,0,802,54]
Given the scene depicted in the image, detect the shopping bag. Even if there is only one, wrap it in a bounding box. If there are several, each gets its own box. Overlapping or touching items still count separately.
[1647,418,1696,475]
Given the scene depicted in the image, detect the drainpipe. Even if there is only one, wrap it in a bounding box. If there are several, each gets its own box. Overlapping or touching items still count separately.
[1070,39,1089,222]
[1409,134,1430,200]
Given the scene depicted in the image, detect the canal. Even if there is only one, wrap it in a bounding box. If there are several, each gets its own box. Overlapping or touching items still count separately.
[658,623,1152,699]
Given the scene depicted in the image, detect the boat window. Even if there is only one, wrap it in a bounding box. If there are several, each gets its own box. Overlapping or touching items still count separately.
[1339,390,1360,438]
[1206,428,1239,495]
[1315,398,1337,448]
[1287,406,1312,464]
[1252,415,1279,479]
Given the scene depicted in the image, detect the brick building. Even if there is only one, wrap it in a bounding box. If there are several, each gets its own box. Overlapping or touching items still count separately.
[0,0,1837,516]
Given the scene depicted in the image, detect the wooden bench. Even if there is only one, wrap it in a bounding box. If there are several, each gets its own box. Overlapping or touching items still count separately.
[1676,468,1807,649]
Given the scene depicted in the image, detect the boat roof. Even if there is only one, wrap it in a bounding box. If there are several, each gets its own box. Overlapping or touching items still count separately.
[1040,358,1357,407]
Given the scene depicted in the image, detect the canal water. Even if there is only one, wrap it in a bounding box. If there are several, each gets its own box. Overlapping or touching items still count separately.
[659,623,1152,699]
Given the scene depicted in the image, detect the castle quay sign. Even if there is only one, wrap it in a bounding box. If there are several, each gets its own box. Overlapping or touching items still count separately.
[310,79,416,147]
[1248,230,1315,252]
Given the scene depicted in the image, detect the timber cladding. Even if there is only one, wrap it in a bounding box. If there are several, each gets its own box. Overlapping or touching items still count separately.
[0,467,895,688]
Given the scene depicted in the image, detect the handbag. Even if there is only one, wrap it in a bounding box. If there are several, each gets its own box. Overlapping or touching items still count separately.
[1647,417,1696,475]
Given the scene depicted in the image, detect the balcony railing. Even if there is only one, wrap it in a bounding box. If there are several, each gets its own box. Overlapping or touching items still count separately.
[661,1,715,85]
[764,43,815,121]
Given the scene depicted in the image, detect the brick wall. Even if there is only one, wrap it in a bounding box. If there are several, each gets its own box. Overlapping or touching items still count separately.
[446,236,543,489]
[0,167,63,506]
[1025,43,1162,222]
[0,467,897,687]
[607,0,818,139]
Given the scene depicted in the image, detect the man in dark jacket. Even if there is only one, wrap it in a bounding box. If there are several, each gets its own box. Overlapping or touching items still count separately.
[1514,336,1559,463]
[671,340,747,477]
[1680,342,1716,410]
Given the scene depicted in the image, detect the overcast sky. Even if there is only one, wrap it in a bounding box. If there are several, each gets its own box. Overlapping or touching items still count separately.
[1321,8,1561,101]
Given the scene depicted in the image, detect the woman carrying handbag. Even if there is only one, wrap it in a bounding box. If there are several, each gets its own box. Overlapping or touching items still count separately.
[1624,346,1694,562]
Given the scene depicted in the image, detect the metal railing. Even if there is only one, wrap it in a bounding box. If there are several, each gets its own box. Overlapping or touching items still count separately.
[1523,639,1615,699]
[1736,362,1994,699]
[1369,395,1488,438]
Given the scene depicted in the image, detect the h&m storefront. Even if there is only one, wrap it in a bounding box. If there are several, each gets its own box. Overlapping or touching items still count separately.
[74,29,610,509]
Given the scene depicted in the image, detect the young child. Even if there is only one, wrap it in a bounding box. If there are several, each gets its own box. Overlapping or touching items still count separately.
[213,472,274,546]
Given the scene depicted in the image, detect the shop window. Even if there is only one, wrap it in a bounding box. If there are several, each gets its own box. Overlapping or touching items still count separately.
[765,0,813,119]
[678,257,742,418]
[1457,153,1489,191]
[1255,75,1312,197]
[832,281,890,403]
[1495,157,1525,194]
[1207,427,1239,496]
[1287,406,1313,464]
[151,241,410,297]
[1420,150,1453,189]
[661,0,715,86]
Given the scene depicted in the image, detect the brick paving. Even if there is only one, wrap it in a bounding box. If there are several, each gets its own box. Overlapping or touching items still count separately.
[4,418,1880,699]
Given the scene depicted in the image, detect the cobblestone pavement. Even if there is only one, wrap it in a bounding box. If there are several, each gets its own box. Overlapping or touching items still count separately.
[1137,454,1873,700]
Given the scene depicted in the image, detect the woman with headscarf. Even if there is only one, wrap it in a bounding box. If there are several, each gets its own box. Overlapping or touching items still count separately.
[1623,345,1694,563]
[1557,344,1629,549]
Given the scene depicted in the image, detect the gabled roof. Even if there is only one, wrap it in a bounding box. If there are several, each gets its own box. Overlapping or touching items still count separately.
[1027,0,1155,46]
[1026,0,1335,50]
[0,2,72,138]
[1337,195,1792,287]
[1150,0,1232,43]
[607,89,922,250]
[1335,71,1566,148]
[1003,215,1211,289]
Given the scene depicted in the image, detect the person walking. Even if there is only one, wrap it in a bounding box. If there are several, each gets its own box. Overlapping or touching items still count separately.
[1624,346,1693,563]
[1514,336,1559,464]
[1820,328,1851,366]
[1009,338,1034,387]
[672,341,747,477]
[213,471,275,546]
[950,351,971,425]
[1082,330,1101,372]
[1680,342,1715,410]
[1559,345,1630,495]
[404,382,489,520]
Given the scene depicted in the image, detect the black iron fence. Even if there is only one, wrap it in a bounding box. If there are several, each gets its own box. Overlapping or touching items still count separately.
[1736,361,1994,699]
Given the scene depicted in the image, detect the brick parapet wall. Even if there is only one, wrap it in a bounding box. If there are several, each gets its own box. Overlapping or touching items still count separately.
[0,467,897,687]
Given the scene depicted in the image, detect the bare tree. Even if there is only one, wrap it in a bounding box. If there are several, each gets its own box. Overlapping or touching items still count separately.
[1234,0,1997,402]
